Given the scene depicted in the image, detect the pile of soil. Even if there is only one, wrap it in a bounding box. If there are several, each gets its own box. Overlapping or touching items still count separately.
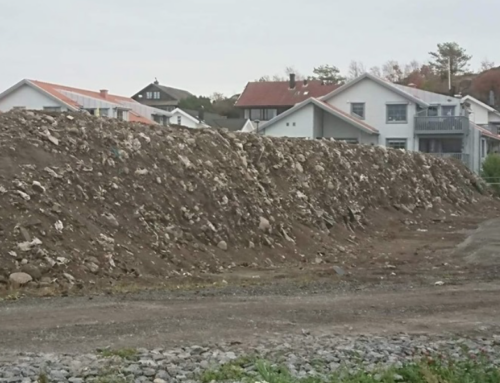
[0,110,489,291]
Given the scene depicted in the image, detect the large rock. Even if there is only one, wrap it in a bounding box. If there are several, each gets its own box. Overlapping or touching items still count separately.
[9,272,33,286]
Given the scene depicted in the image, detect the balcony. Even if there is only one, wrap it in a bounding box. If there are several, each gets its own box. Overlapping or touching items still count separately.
[414,116,469,134]
[426,152,470,165]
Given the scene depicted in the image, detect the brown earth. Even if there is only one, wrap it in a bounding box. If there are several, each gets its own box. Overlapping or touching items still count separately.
[0,110,492,296]
[1,209,500,354]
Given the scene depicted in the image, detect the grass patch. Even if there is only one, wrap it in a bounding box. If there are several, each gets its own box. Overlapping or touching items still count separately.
[200,356,500,383]
[99,348,138,360]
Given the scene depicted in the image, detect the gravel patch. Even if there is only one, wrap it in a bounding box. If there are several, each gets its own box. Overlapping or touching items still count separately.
[1,334,500,382]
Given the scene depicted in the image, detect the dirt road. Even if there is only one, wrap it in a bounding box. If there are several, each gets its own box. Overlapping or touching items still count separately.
[1,216,500,355]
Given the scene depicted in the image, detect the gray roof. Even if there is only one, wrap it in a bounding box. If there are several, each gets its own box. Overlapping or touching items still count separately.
[183,109,223,123]
[208,118,248,131]
[155,85,193,101]
[393,84,461,105]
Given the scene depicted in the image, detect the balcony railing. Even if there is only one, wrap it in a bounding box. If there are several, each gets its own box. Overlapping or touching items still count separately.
[426,152,470,165]
[414,116,469,134]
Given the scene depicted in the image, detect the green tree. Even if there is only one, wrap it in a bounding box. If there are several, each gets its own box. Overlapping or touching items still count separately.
[429,42,472,78]
[178,95,215,113]
[482,153,500,195]
[312,64,345,85]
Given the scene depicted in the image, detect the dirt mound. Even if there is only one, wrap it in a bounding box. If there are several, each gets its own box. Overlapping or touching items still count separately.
[0,110,489,291]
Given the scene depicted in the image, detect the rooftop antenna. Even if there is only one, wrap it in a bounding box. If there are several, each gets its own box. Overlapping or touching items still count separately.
[154,77,159,85]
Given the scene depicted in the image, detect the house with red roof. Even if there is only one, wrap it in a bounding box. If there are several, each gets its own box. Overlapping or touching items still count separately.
[235,74,338,124]
[0,79,172,125]
[258,73,500,174]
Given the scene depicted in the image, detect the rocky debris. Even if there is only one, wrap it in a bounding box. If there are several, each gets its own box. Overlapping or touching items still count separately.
[0,335,499,383]
[0,110,490,290]
[9,272,32,286]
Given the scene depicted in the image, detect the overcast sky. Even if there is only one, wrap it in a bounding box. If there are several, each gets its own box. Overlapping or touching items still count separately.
[1,0,499,98]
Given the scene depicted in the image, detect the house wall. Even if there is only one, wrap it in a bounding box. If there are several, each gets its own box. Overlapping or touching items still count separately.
[260,104,314,137]
[0,84,67,112]
[169,111,199,128]
[322,112,378,144]
[325,78,417,150]
[488,112,500,123]
[241,120,256,133]
[467,100,490,125]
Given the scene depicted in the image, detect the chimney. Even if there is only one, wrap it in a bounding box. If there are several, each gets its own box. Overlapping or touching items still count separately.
[198,106,205,122]
[289,73,296,89]
[489,90,496,107]
[100,89,108,99]
[303,78,308,86]
[449,85,456,97]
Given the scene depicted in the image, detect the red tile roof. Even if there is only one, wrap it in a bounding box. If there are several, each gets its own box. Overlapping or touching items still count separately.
[472,122,500,141]
[236,80,339,108]
[29,80,156,124]
[319,100,379,133]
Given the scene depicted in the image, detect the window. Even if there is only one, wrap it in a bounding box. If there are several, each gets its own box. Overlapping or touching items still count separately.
[146,92,153,99]
[264,109,277,120]
[87,109,96,115]
[177,116,182,125]
[43,106,61,112]
[351,103,365,119]
[292,122,296,126]
[442,106,455,116]
[386,138,407,150]
[481,138,486,158]
[249,109,277,120]
[153,115,162,123]
[13,106,26,110]
[153,91,161,100]
[100,108,109,117]
[386,104,408,123]
[286,122,290,126]
[117,110,124,120]
[427,106,439,117]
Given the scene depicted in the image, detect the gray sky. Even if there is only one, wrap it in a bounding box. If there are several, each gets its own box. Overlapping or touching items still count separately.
[1,0,499,98]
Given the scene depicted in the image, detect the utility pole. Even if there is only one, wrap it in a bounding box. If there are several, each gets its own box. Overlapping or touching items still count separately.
[448,57,452,91]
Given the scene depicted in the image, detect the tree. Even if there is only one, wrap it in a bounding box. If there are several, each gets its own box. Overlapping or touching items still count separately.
[312,64,345,85]
[347,61,366,80]
[382,60,405,83]
[210,92,225,103]
[480,58,495,73]
[370,66,382,77]
[429,42,472,78]
[178,95,215,113]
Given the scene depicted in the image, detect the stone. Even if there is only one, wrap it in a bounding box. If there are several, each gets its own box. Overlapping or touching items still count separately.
[333,266,345,276]
[20,265,42,280]
[217,241,228,251]
[9,272,32,286]
[258,217,271,232]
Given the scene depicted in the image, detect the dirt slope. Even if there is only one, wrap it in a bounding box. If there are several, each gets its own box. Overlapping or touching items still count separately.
[0,110,489,291]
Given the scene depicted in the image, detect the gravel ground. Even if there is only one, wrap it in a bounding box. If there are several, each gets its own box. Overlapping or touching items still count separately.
[1,334,500,383]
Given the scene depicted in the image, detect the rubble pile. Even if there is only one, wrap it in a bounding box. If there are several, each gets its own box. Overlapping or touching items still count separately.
[0,110,487,289]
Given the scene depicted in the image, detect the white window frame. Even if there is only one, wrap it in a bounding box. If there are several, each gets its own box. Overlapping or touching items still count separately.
[350,102,365,119]
[153,91,161,100]
[146,92,153,99]
[177,115,182,125]
[386,104,408,124]
[441,105,456,116]
[386,138,407,150]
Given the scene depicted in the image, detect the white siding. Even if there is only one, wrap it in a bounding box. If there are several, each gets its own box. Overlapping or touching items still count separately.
[241,120,256,132]
[488,112,500,123]
[261,104,314,137]
[169,111,199,128]
[322,112,378,145]
[0,84,66,112]
[325,78,417,150]
[467,100,489,125]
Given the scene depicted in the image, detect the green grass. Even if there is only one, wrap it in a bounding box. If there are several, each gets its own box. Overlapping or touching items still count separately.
[98,348,138,360]
[200,356,500,383]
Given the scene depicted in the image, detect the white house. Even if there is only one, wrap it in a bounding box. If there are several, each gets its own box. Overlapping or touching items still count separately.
[0,79,172,125]
[259,73,500,174]
[170,107,255,132]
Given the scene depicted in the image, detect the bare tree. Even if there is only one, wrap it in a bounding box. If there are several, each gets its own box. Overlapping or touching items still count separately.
[210,92,225,102]
[369,66,382,77]
[382,60,404,83]
[347,61,366,80]
[480,58,495,72]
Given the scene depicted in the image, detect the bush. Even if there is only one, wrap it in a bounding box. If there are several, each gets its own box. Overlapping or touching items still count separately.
[481,154,500,194]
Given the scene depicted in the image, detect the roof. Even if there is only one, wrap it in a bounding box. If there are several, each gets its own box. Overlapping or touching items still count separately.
[393,83,461,105]
[259,97,378,135]
[462,95,500,116]
[155,84,193,101]
[321,73,431,108]
[235,80,338,108]
[209,118,250,131]
[183,109,224,123]
[472,122,500,141]
[0,79,171,124]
